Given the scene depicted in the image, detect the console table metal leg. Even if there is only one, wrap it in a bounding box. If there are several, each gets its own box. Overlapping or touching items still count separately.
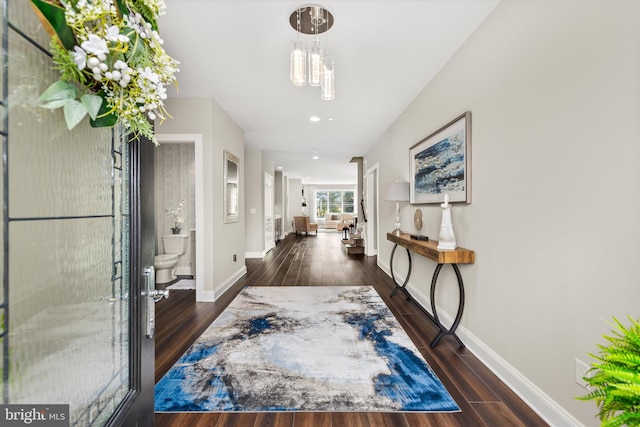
[389,244,466,348]
[429,263,465,348]
[389,243,412,297]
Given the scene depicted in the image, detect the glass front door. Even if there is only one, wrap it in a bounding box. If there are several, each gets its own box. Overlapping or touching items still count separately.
[1,1,153,425]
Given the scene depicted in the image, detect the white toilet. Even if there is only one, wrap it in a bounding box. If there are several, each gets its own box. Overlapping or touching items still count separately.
[154,234,189,284]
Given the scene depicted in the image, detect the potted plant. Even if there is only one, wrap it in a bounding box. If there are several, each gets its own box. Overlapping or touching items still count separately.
[166,201,184,234]
[578,315,640,426]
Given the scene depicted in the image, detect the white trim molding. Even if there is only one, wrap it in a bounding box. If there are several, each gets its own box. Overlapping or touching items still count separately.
[217,266,247,299]
[245,251,267,259]
[365,162,379,257]
[197,265,247,302]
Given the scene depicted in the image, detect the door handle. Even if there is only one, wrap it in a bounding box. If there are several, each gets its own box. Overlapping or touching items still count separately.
[142,266,169,339]
[147,288,169,302]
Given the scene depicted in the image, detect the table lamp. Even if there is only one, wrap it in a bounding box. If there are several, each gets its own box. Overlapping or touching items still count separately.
[384,181,410,236]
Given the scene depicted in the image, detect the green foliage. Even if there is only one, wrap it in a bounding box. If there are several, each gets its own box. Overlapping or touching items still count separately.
[50,39,86,85]
[37,80,104,130]
[131,0,159,31]
[29,0,179,143]
[114,0,128,16]
[125,30,153,69]
[578,316,640,426]
[89,90,119,129]
[30,0,76,49]
[127,116,154,142]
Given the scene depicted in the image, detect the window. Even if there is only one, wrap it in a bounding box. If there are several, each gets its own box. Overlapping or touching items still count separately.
[316,190,355,217]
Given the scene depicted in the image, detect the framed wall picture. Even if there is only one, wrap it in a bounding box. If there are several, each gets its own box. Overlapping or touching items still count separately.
[409,112,471,204]
[223,150,240,223]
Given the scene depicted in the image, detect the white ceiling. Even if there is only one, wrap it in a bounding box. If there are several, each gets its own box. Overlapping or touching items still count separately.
[159,0,499,184]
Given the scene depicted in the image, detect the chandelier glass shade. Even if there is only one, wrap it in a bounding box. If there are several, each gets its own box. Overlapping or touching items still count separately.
[321,57,334,101]
[290,41,306,87]
[289,5,334,100]
[308,39,323,87]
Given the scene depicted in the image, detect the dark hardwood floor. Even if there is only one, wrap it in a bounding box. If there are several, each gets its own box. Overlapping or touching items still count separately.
[155,232,548,427]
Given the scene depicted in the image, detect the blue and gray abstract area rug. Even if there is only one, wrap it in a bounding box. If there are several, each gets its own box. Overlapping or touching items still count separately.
[154,286,460,413]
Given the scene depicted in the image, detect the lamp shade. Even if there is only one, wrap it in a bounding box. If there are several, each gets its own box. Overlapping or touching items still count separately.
[384,181,410,202]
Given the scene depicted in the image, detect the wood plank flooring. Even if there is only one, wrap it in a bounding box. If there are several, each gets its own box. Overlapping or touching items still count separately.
[155,232,549,427]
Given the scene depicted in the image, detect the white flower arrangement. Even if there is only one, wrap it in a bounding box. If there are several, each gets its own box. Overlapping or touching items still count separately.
[30,0,179,143]
[166,201,184,230]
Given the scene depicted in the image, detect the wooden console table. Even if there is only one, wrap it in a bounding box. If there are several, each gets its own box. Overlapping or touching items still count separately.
[387,232,475,348]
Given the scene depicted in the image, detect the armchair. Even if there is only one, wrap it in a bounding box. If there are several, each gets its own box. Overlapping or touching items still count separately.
[293,216,318,235]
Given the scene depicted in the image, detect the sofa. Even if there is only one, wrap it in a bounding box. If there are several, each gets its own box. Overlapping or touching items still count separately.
[319,213,356,230]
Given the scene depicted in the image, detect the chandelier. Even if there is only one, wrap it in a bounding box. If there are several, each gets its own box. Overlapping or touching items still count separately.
[289,5,335,101]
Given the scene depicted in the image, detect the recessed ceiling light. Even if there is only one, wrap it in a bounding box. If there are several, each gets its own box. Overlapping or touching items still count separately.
[328,117,334,121]
[277,166,283,170]
[312,155,320,160]
[309,116,321,122]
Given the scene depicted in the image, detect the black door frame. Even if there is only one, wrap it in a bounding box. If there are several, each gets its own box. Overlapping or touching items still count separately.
[108,137,156,426]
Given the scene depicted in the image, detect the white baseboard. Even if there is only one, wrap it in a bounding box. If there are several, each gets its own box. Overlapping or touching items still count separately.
[196,265,247,302]
[176,266,192,276]
[245,251,266,259]
[214,265,247,299]
[377,258,583,427]
[196,288,215,302]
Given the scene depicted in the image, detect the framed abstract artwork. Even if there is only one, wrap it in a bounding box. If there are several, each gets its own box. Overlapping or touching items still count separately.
[409,112,471,204]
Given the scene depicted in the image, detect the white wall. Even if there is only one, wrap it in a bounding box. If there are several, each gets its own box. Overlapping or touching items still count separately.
[287,178,303,232]
[275,171,285,240]
[283,175,291,234]
[244,149,275,257]
[301,184,311,217]
[365,1,640,426]
[244,149,263,257]
[157,97,246,301]
[274,171,284,218]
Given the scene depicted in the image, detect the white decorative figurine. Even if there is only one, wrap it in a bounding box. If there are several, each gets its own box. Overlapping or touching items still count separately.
[437,193,457,250]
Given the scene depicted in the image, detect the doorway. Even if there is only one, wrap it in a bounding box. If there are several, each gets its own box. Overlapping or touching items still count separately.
[154,141,195,280]
[156,134,204,299]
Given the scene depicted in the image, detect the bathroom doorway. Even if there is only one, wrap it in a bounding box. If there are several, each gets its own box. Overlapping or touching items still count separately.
[156,134,204,297]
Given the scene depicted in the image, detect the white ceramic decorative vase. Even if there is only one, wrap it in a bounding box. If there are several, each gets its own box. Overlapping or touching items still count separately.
[437,196,456,251]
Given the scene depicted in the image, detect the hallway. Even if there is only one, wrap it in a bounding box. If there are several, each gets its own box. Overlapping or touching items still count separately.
[155,232,548,426]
